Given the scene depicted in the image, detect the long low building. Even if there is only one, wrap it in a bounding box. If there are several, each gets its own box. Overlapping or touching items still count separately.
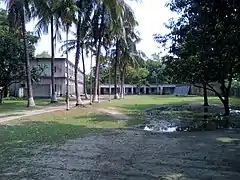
[99,84,187,95]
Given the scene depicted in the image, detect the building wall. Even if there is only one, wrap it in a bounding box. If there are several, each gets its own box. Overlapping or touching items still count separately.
[190,83,221,96]
[10,58,84,98]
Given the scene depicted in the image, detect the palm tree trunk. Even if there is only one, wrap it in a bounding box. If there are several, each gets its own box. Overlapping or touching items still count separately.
[74,17,83,106]
[120,70,124,99]
[93,8,104,102]
[93,42,100,102]
[108,64,111,101]
[81,48,89,100]
[98,65,100,103]
[90,48,93,105]
[66,26,70,110]
[118,73,121,99]
[114,39,119,99]
[50,15,57,103]
[20,7,35,107]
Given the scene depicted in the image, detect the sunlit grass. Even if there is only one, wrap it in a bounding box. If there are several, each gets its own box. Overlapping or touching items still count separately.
[0,98,65,114]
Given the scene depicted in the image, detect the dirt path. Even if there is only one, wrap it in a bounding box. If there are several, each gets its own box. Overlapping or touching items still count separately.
[1,129,240,180]
[97,107,131,120]
[0,100,93,123]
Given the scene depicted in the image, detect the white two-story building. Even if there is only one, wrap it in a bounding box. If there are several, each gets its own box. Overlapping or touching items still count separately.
[10,58,84,98]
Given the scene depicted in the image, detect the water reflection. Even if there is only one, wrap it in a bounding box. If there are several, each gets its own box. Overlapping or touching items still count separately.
[144,125,177,132]
[142,105,239,133]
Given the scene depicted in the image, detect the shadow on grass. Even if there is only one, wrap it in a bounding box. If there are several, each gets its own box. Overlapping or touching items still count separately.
[0,113,25,118]
[0,111,146,172]
[114,102,191,113]
[1,114,240,179]
[0,121,94,148]
[0,113,142,150]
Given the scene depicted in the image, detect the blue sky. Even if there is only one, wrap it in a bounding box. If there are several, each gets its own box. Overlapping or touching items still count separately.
[0,0,176,72]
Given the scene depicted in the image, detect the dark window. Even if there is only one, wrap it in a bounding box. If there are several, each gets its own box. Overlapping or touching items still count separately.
[55,84,57,90]
[54,66,57,73]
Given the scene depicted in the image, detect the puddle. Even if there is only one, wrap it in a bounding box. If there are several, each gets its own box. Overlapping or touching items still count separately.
[141,105,240,133]
[230,109,240,114]
[144,125,177,132]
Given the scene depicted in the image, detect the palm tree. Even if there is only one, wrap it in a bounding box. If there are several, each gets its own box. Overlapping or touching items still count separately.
[74,0,93,105]
[91,0,133,102]
[110,1,138,99]
[57,0,77,110]
[6,0,35,107]
[91,4,105,102]
[60,1,94,105]
[34,0,63,103]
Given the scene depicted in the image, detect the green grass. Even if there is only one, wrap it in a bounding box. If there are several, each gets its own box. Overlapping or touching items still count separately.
[0,95,240,170]
[1,95,240,147]
[0,98,66,114]
[100,95,221,113]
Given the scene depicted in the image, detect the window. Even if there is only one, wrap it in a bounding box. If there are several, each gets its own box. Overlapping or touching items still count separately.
[54,66,57,73]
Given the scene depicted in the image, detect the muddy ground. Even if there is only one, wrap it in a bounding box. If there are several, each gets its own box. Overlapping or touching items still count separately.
[1,104,240,180]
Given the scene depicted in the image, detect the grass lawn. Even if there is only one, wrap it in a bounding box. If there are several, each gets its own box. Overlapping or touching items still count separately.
[0,98,67,114]
[0,95,240,170]
[101,95,240,113]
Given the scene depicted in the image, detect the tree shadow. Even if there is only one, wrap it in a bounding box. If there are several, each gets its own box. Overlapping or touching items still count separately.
[1,119,240,179]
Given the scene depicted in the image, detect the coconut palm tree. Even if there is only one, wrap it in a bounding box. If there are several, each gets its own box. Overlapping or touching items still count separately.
[5,0,35,107]
[110,1,138,99]
[60,0,94,105]
[34,0,63,103]
[62,0,139,103]
[57,0,77,110]
[74,0,94,104]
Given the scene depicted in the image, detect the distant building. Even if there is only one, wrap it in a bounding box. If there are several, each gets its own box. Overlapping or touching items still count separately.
[99,84,198,96]
[10,58,84,98]
[99,84,176,95]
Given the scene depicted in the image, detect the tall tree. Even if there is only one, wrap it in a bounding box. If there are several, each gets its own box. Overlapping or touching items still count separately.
[0,8,43,104]
[5,0,36,107]
[36,51,51,58]
[74,0,93,104]
[34,0,63,103]
[155,0,240,115]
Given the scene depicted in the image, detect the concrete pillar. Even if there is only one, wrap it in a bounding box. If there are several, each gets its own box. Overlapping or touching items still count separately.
[160,86,163,95]
[149,87,152,94]
[144,87,146,94]
[131,87,133,94]
[157,86,160,94]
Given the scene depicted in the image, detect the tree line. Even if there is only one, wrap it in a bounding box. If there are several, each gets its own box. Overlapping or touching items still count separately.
[0,0,145,107]
[154,0,240,115]
[93,52,170,93]
[0,8,44,104]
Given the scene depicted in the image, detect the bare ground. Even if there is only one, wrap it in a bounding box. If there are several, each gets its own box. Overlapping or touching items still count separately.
[97,107,131,120]
[1,103,240,180]
[1,128,240,180]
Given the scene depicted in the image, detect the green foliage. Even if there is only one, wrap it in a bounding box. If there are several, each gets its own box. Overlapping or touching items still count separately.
[145,53,170,84]
[36,51,51,58]
[126,66,149,86]
[154,0,240,115]
[0,9,44,102]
